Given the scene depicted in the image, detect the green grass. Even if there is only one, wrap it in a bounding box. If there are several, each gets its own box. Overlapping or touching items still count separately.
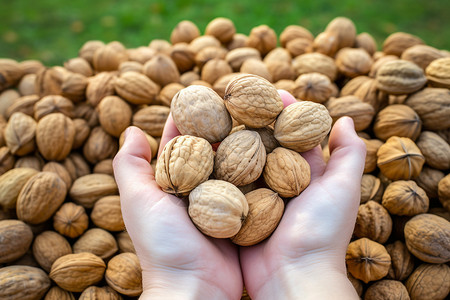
[1,0,449,66]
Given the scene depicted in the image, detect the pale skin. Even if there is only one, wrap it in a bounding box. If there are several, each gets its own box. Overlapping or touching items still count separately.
[113,90,366,299]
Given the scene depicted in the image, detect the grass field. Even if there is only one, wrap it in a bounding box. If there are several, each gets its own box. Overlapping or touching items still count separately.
[1,0,449,66]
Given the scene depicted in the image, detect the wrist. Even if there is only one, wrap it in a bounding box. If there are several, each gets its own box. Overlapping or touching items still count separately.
[140,269,232,300]
[252,260,359,300]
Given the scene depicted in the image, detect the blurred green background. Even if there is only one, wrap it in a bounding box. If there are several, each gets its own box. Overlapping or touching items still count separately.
[1,0,449,66]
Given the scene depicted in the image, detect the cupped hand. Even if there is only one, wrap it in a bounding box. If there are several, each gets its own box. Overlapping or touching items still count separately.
[240,90,366,299]
[113,117,243,299]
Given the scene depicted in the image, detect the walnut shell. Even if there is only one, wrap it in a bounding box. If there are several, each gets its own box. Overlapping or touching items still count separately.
[143,54,180,87]
[0,219,33,263]
[0,167,39,210]
[240,59,272,82]
[49,253,106,292]
[341,76,389,113]
[97,95,132,137]
[373,104,422,141]
[61,72,88,103]
[205,17,236,43]
[105,253,142,296]
[69,173,118,208]
[6,94,40,119]
[114,71,160,105]
[188,179,248,238]
[326,95,375,131]
[170,20,200,44]
[201,58,233,85]
[73,102,99,128]
[354,201,392,244]
[92,44,128,72]
[376,60,427,95]
[4,112,36,156]
[292,72,333,103]
[225,47,261,71]
[170,43,195,73]
[78,40,105,66]
[63,153,91,181]
[438,174,450,211]
[335,47,373,78]
[53,202,89,238]
[246,126,280,154]
[346,237,391,283]
[16,172,67,224]
[355,32,377,56]
[86,72,116,107]
[360,174,383,203]
[34,95,74,121]
[0,265,51,300]
[361,138,384,174]
[285,38,313,58]
[93,159,114,176]
[415,166,444,199]
[376,136,425,180]
[227,33,248,51]
[382,32,424,57]
[405,263,450,300]
[0,146,15,175]
[405,87,450,131]
[91,195,124,232]
[34,67,65,97]
[232,188,284,246]
[382,180,429,216]
[274,101,332,153]
[0,58,24,91]
[64,57,93,77]
[404,213,450,263]
[279,25,313,47]
[246,25,277,55]
[156,82,185,107]
[82,126,117,164]
[324,17,356,50]
[364,280,409,300]
[385,240,415,281]
[263,147,311,198]
[79,286,122,300]
[292,52,337,81]
[73,228,118,260]
[36,113,75,161]
[425,57,450,88]
[401,44,446,70]
[116,231,136,254]
[44,286,75,300]
[155,135,214,196]
[224,74,283,128]
[171,85,232,143]
[416,131,450,170]
[32,230,72,272]
[214,130,266,187]
[132,105,170,137]
[43,161,73,190]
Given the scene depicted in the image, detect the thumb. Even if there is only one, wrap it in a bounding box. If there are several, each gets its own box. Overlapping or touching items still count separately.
[113,126,163,204]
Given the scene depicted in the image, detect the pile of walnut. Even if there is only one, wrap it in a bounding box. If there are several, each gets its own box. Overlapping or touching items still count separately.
[0,16,449,300]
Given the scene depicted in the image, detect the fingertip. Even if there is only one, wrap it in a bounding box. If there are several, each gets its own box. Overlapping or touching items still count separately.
[277,89,297,108]
[158,113,181,158]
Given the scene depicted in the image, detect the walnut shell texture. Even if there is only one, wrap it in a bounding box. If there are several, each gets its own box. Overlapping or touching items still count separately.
[69,173,118,208]
[53,202,89,238]
[49,252,106,292]
[416,131,450,170]
[79,286,122,300]
[385,240,415,281]
[224,74,283,128]
[364,279,410,300]
[382,180,429,216]
[214,130,266,187]
[326,95,375,131]
[346,237,391,283]
[376,136,425,180]
[155,135,214,195]
[376,60,427,95]
[0,265,51,300]
[274,101,332,153]
[0,167,38,210]
[263,147,311,198]
[73,228,118,260]
[405,263,450,300]
[0,219,33,263]
[404,213,450,263]
[105,253,142,296]
[373,104,422,141]
[188,179,248,238]
[354,200,392,244]
[90,195,124,232]
[32,230,72,272]
[171,85,232,143]
[231,188,284,246]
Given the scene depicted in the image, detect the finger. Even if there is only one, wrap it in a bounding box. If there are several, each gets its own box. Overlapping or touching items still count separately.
[323,117,366,189]
[278,89,297,108]
[158,113,181,158]
[300,145,326,180]
[113,126,162,197]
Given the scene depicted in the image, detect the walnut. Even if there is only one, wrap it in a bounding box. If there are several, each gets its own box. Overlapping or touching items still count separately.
[105,253,142,296]
[279,25,314,47]
[401,44,446,70]
[73,228,118,260]
[246,25,277,55]
[361,138,384,174]
[415,166,445,199]
[205,17,236,43]
[405,263,450,300]
[335,47,373,78]
[377,136,425,180]
[382,180,429,216]
[32,231,72,272]
[438,174,450,211]
[0,265,50,300]
[326,95,375,131]
[425,57,450,88]
[404,213,450,263]
[0,219,33,263]
[354,201,392,244]
[376,60,427,95]
[364,280,410,300]
[382,32,424,57]
[385,240,415,281]
[416,131,450,170]
[346,237,391,283]
[292,72,333,103]
[360,174,383,203]
[170,20,200,44]
[373,104,422,141]
[292,52,337,81]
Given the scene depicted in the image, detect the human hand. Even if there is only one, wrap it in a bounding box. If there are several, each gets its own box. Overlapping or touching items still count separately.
[240,90,366,299]
[113,118,243,299]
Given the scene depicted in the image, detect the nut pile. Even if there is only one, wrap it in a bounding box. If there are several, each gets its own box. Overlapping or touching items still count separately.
[0,16,449,299]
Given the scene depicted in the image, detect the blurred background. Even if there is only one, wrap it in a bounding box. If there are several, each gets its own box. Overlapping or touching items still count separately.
[1,0,449,66]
